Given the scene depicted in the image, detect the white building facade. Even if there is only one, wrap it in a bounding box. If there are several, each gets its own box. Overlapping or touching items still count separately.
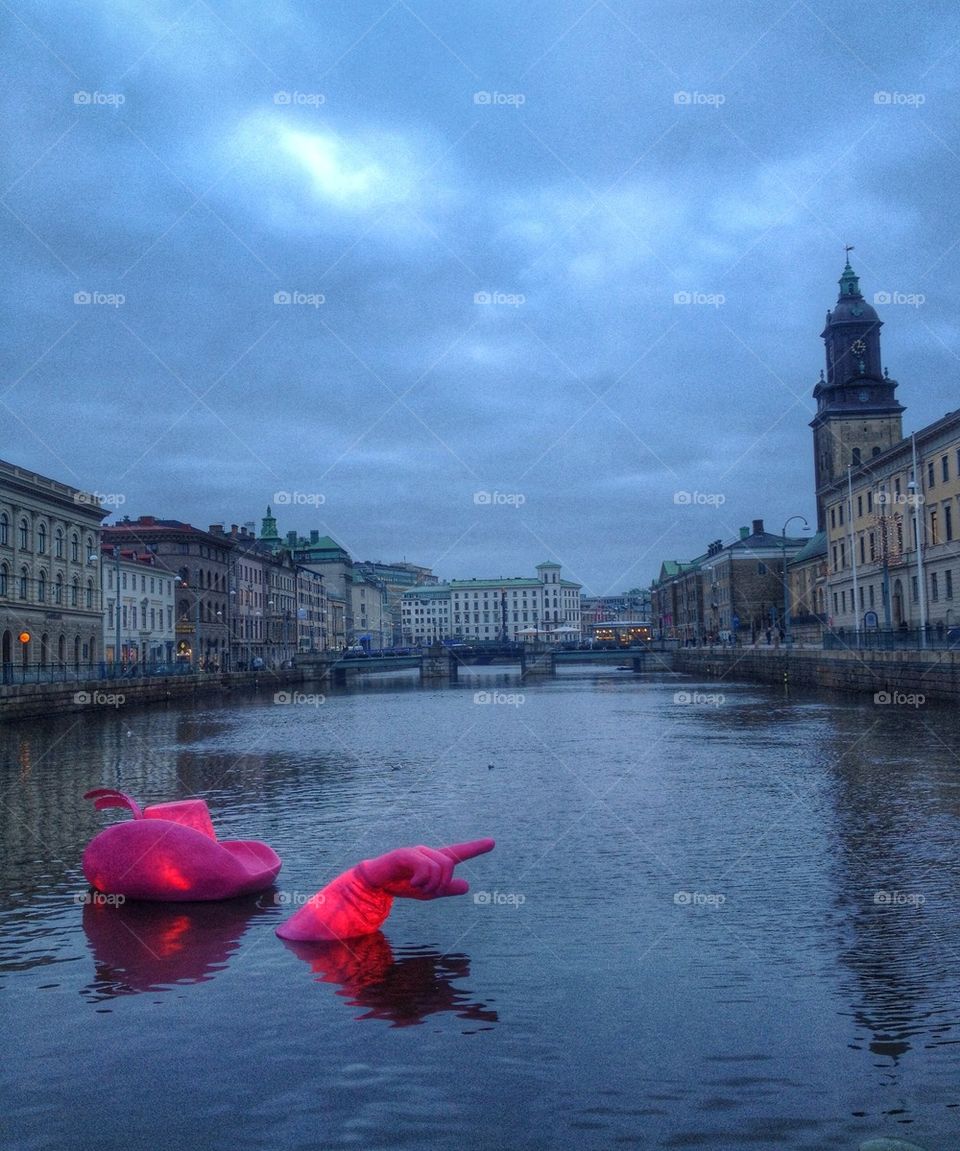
[102,548,175,668]
[402,562,582,644]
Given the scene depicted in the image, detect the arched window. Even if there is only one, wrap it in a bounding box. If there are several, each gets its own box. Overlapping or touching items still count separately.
[131,605,137,629]
[71,534,79,562]
[37,524,47,553]
[54,574,63,604]
[86,580,93,609]
[19,519,29,550]
[55,529,64,558]
[0,564,6,596]
[58,635,65,664]
[73,636,80,667]
[71,578,79,607]
[0,513,8,545]
[852,448,861,466]
[86,536,94,558]
[19,567,28,599]
[872,446,881,458]
[38,571,46,602]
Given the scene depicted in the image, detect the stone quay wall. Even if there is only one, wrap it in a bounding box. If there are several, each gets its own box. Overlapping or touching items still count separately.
[0,668,310,724]
[672,647,960,703]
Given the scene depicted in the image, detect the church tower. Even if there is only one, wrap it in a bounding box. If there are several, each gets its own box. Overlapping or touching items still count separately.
[810,255,904,530]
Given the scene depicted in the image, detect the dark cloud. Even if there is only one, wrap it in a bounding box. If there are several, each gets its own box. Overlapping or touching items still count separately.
[3,1,959,595]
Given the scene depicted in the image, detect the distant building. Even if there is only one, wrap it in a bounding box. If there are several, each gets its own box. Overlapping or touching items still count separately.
[101,545,175,668]
[580,589,651,638]
[652,520,809,642]
[355,560,438,644]
[1,458,106,675]
[102,517,233,670]
[401,562,582,644]
[351,571,391,650]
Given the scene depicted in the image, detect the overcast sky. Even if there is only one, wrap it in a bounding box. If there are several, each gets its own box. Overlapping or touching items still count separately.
[3,1,959,593]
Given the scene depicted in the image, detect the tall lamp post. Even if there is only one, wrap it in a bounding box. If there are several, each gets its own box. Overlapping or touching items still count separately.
[782,515,810,646]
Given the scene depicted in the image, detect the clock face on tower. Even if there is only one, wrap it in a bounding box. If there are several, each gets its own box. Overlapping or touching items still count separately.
[851,339,866,355]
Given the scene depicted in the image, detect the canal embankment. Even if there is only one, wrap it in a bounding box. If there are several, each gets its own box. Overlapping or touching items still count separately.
[0,667,311,723]
[674,646,960,703]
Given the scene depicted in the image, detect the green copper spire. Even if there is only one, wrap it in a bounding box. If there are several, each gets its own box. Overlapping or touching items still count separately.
[839,245,861,298]
[260,505,279,541]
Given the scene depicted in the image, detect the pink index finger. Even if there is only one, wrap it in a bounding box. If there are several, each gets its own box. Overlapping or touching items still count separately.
[439,838,495,864]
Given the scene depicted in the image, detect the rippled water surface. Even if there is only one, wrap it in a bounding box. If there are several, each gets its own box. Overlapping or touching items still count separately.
[2,669,960,1150]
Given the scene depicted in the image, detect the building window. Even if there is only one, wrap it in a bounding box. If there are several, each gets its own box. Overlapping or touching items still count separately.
[947,570,954,600]
[19,567,28,599]
[0,514,7,545]
[931,572,939,602]
[19,520,29,550]
[928,461,935,488]
[943,455,949,483]
[869,584,875,607]
[71,579,79,607]
[867,491,873,513]
[55,574,63,604]
[852,447,861,466]
[757,563,767,575]
[71,534,79,562]
[830,508,836,529]
[86,581,93,609]
[912,575,918,602]
[857,495,863,518]
[55,529,63,558]
[37,524,47,553]
[930,509,939,546]
[38,571,46,602]
[945,505,953,543]
[859,536,865,564]
[0,564,6,596]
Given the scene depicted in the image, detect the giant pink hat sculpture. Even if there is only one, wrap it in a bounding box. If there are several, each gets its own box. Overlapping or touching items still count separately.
[276,838,495,941]
[82,789,282,901]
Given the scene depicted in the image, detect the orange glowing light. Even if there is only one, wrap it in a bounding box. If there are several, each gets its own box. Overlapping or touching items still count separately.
[18,631,30,644]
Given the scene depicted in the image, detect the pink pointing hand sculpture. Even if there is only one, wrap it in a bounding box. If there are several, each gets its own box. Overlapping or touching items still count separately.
[276,838,495,942]
[82,789,282,902]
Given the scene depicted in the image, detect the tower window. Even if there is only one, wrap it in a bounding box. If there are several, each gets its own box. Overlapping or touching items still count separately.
[852,448,861,466]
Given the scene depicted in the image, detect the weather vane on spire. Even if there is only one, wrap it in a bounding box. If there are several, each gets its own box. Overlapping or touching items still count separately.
[844,243,855,261]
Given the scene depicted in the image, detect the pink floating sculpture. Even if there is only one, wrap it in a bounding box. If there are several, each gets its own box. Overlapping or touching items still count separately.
[82,789,282,902]
[276,838,495,941]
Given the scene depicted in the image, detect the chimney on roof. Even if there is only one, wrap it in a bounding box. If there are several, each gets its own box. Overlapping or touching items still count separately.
[286,530,297,547]
[230,524,239,536]
[209,524,224,536]
[140,516,155,526]
[752,519,764,535]
[739,527,749,540]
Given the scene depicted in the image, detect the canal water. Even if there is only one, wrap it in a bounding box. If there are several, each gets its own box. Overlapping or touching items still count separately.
[2,669,958,1150]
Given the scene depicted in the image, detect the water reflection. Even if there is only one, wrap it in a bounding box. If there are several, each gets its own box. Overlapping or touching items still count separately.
[80,894,268,1002]
[283,934,499,1029]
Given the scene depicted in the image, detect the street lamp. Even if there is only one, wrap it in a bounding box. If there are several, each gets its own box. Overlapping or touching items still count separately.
[782,515,810,646]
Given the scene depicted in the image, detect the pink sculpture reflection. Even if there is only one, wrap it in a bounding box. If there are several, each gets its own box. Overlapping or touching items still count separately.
[277,838,495,941]
[82,789,282,901]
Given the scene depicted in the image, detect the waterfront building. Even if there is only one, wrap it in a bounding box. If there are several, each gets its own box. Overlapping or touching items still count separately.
[401,562,582,644]
[823,411,960,633]
[652,521,808,643]
[581,589,652,638]
[101,545,175,668]
[102,517,232,670]
[355,560,438,644]
[351,571,390,650]
[811,258,905,532]
[0,458,106,676]
[296,566,327,655]
[786,531,829,643]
